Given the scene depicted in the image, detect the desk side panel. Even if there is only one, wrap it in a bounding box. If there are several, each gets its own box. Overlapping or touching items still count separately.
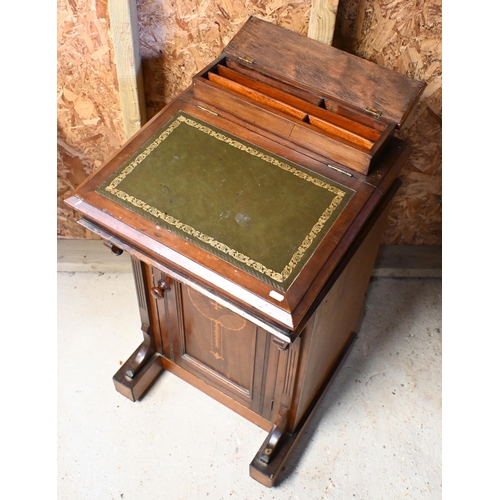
[291,202,391,429]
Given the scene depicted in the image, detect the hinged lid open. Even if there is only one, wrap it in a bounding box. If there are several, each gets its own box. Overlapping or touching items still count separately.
[223,17,425,128]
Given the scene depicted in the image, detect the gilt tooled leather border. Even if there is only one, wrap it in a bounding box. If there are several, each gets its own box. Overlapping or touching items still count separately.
[97,112,355,290]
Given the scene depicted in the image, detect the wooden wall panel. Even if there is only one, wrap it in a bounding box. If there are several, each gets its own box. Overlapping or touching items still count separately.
[334,0,442,244]
[57,0,126,238]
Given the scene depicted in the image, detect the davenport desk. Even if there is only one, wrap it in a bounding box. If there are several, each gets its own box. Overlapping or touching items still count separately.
[65,17,424,487]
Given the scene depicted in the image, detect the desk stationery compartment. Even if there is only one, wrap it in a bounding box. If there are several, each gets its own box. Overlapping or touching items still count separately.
[193,56,395,175]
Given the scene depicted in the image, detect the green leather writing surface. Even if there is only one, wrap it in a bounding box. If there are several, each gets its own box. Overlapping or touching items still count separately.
[97,112,355,291]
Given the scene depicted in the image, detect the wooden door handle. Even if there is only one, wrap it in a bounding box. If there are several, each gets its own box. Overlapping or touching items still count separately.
[102,240,123,256]
[151,279,171,299]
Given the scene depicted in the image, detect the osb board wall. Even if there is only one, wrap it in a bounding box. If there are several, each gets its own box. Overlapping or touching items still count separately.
[57,0,127,238]
[57,0,311,238]
[334,0,442,244]
[57,0,441,245]
[136,0,312,119]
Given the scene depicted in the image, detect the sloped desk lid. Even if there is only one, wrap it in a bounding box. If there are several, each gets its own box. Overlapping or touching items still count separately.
[66,92,411,337]
[96,111,355,293]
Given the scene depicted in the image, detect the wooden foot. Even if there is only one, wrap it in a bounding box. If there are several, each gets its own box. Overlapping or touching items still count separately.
[113,335,164,402]
[249,425,296,487]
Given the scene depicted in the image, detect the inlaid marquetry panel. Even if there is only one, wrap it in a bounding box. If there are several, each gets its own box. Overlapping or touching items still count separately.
[169,283,269,407]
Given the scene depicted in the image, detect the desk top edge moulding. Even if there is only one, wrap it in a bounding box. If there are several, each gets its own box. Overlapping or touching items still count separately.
[64,17,425,487]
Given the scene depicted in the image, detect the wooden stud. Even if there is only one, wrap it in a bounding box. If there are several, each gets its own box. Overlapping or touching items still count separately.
[308,0,340,45]
[108,0,147,138]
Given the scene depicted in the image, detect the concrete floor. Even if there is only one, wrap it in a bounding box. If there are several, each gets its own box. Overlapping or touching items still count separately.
[57,271,442,499]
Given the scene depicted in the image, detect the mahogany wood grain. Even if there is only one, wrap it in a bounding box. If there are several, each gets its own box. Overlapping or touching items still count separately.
[185,91,366,179]
[194,78,376,174]
[224,17,425,126]
[226,58,324,105]
[149,266,170,357]
[324,98,388,131]
[307,115,374,150]
[287,122,373,173]
[192,80,296,144]
[169,281,269,408]
[207,72,308,121]
[205,67,380,155]
[291,200,391,428]
[217,63,381,143]
[225,57,389,134]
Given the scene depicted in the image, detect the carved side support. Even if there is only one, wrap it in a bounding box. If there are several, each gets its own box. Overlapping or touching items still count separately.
[112,318,164,403]
[250,331,358,487]
[124,323,156,379]
[249,335,299,485]
[112,256,164,401]
[257,405,289,465]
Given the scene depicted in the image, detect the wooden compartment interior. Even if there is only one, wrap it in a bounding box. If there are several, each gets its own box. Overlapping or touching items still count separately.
[193,58,395,174]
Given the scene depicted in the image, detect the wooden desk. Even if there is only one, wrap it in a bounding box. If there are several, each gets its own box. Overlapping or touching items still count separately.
[65,17,423,487]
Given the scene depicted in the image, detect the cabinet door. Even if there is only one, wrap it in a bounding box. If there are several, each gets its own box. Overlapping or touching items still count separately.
[162,279,271,411]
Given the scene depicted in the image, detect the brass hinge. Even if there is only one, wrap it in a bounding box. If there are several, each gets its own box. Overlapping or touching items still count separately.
[238,56,254,64]
[364,107,382,119]
[327,164,353,177]
[196,105,219,116]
